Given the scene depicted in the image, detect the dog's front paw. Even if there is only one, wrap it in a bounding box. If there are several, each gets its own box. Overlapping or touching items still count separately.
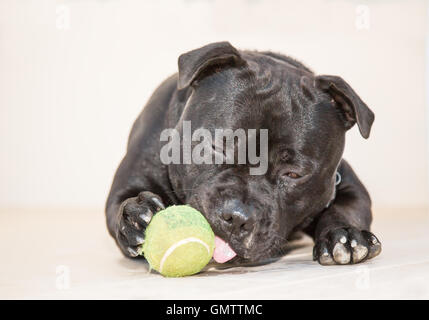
[115,191,165,258]
[313,227,381,265]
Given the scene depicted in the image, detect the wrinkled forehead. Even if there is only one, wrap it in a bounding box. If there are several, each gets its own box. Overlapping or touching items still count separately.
[245,58,344,159]
[188,55,341,143]
[190,58,307,118]
[268,87,343,156]
[269,99,342,160]
[185,67,257,129]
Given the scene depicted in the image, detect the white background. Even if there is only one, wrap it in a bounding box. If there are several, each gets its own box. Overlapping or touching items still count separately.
[0,0,428,209]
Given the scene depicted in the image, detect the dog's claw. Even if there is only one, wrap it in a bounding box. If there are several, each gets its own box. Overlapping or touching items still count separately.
[151,197,165,211]
[139,210,153,225]
[332,242,351,264]
[314,227,381,265]
[127,247,139,257]
[362,231,382,259]
[314,240,336,265]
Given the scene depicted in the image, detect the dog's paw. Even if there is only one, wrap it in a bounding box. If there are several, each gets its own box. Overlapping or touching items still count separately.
[313,227,381,265]
[115,191,165,258]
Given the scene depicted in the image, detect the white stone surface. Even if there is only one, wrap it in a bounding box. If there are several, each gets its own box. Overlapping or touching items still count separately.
[1,208,428,299]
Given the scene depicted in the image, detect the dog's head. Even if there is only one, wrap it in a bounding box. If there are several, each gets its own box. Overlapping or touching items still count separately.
[167,42,374,263]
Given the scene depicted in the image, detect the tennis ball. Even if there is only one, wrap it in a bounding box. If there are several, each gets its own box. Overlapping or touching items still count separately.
[141,205,215,277]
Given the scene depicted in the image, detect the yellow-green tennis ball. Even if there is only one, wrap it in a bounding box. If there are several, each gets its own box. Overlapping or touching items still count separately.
[142,205,215,277]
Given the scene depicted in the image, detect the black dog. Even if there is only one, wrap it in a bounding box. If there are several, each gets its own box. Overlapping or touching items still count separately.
[106,42,381,265]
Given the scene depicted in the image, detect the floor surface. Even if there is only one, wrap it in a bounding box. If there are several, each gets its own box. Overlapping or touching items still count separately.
[1,207,428,299]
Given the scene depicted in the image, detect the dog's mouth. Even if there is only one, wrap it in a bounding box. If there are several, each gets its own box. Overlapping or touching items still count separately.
[212,235,281,267]
[213,236,237,263]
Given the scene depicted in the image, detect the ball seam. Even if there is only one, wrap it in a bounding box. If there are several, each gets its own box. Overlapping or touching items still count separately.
[159,237,211,274]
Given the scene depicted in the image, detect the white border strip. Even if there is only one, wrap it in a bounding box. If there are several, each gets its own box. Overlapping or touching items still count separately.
[426,3,429,198]
[159,237,210,273]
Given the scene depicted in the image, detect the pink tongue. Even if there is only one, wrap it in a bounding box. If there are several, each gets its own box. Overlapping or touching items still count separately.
[213,236,237,263]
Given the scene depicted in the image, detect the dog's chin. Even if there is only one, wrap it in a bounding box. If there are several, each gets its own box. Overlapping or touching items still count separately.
[211,254,280,269]
[218,239,278,264]
[233,246,270,262]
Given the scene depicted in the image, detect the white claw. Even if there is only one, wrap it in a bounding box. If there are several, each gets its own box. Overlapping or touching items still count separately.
[140,212,153,224]
[340,236,347,244]
[333,243,351,264]
[135,235,145,244]
[127,247,139,257]
[352,245,368,262]
[319,250,335,265]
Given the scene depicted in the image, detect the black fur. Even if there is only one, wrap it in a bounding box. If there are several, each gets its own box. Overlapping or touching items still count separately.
[106,42,381,265]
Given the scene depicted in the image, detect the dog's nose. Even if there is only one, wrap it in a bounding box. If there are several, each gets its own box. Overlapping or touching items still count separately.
[222,200,255,232]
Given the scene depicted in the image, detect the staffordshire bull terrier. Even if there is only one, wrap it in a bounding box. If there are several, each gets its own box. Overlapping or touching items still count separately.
[106,42,381,266]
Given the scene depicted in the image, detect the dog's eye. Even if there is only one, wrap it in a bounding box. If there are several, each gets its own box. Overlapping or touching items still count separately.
[284,172,301,179]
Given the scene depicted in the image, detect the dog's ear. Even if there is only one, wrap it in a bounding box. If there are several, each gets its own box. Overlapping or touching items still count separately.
[315,75,374,139]
[177,41,246,90]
